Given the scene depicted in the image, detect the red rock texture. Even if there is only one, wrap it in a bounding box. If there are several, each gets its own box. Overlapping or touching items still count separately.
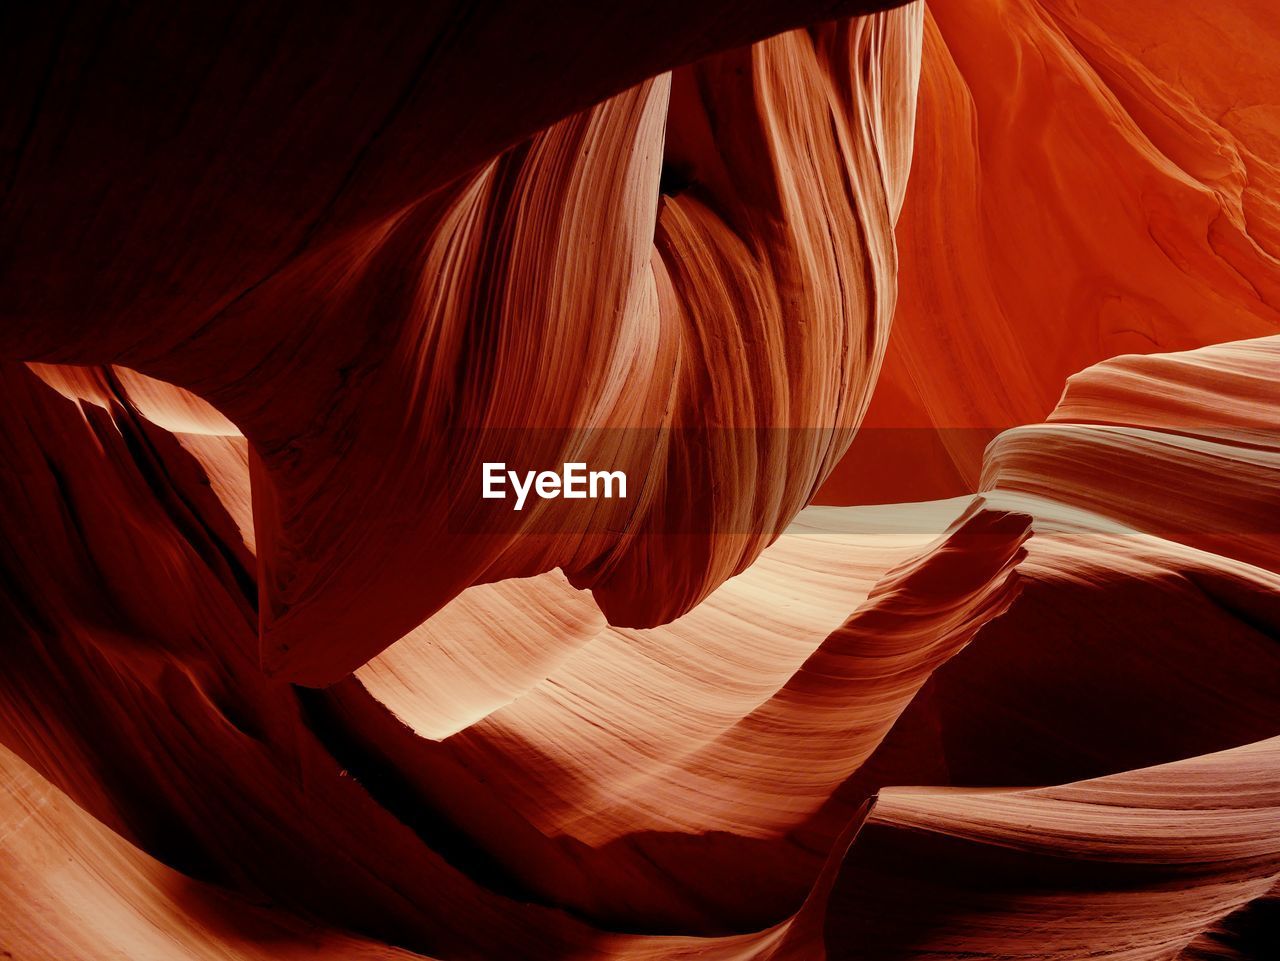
[818,0,1280,505]
[1,1,1278,959]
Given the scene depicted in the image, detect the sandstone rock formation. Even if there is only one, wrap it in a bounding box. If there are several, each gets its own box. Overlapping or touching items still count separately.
[1,1,1277,958]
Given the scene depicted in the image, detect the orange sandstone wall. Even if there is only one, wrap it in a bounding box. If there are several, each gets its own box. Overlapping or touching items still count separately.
[819,0,1280,504]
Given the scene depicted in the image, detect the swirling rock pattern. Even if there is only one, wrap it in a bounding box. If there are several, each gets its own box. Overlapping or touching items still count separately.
[1,1,1278,959]
[819,0,1280,504]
